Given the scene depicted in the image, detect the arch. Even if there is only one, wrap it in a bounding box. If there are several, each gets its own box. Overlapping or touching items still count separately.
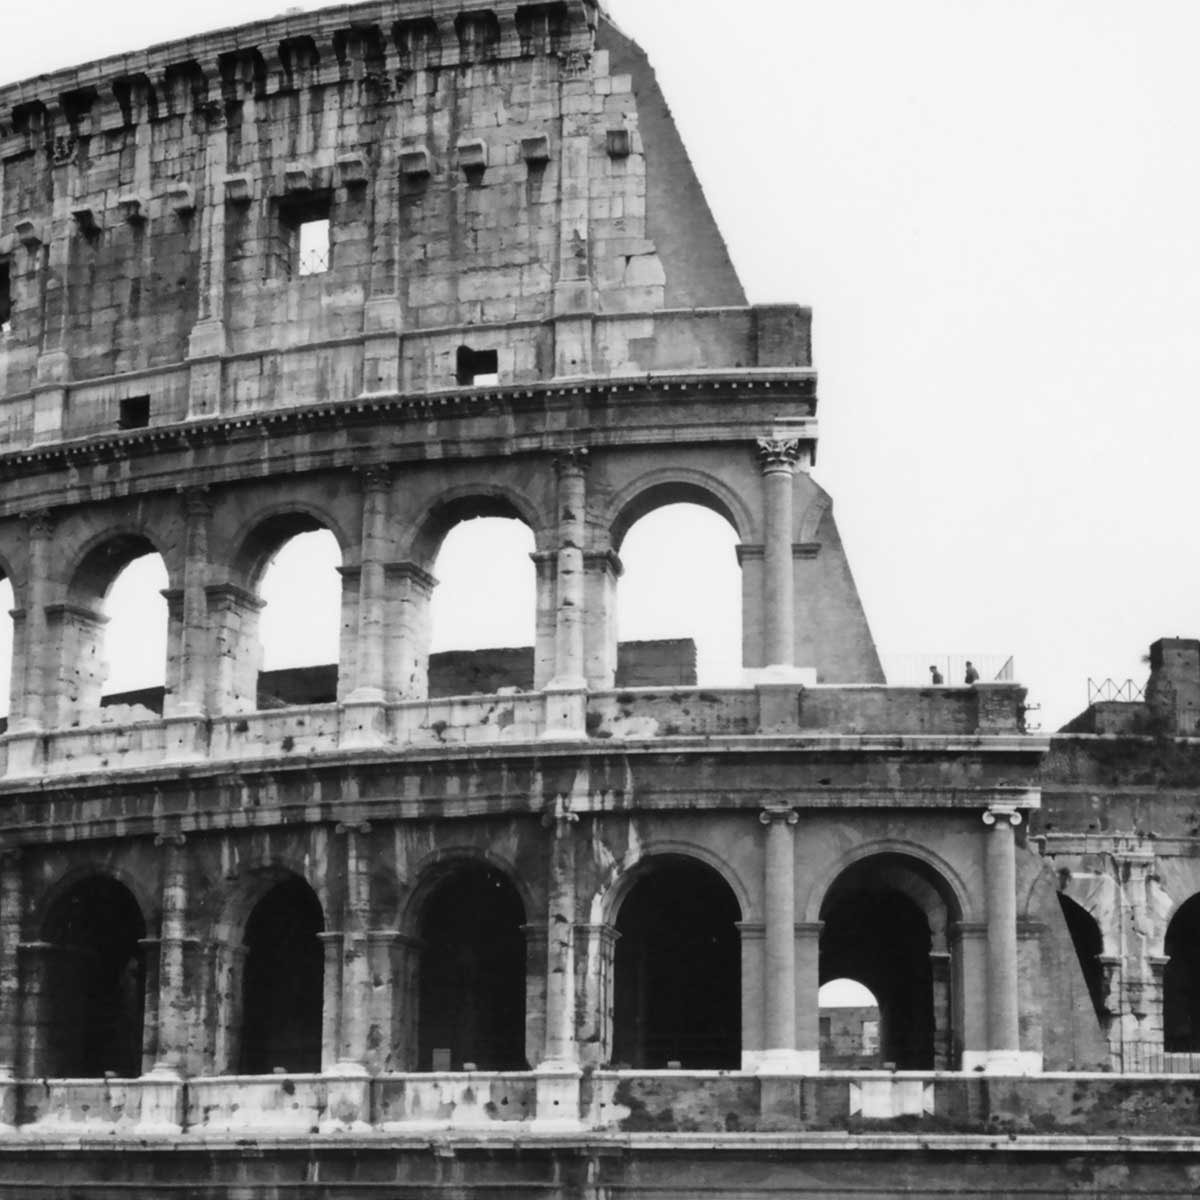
[1057,891,1107,1023]
[818,978,884,1069]
[401,846,533,938]
[66,527,170,607]
[403,484,550,567]
[238,873,325,1074]
[33,861,157,938]
[601,841,751,926]
[209,856,325,941]
[607,468,753,552]
[610,853,741,1069]
[802,839,973,925]
[817,851,963,1070]
[228,502,352,590]
[40,873,148,1077]
[413,858,527,1070]
[1164,891,1200,1052]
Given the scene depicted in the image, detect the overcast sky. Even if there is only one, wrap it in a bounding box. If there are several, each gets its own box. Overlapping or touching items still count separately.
[4,1,1199,728]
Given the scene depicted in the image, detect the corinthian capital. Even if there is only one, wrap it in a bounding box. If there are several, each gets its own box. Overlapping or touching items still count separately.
[756,438,804,473]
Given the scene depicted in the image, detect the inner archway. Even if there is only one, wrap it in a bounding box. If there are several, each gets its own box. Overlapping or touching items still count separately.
[819,854,958,1069]
[416,862,527,1070]
[819,978,883,1068]
[1164,893,1200,1052]
[1058,892,1107,1023]
[616,503,742,686]
[41,876,147,1077]
[428,515,536,695]
[239,876,324,1074]
[611,856,741,1069]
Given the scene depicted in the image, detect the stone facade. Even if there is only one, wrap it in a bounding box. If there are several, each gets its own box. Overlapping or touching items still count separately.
[0,2,1195,1197]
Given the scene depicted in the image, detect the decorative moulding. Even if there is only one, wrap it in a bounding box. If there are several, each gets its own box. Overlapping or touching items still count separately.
[399,147,431,178]
[283,163,312,194]
[14,219,43,249]
[223,174,253,205]
[335,153,368,188]
[116,194,148,223]
[70,206,99,234]
[521,134,551,165]
[606,129,631,158]
[167,183,195,215]
[455,139,488,174]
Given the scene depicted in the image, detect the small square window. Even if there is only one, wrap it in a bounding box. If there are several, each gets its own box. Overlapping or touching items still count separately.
[456,346,499,387]
[298,217,330,277]
[118,395,150,429]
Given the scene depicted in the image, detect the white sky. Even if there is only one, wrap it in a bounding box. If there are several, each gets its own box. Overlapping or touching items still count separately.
[5,0,1200,727]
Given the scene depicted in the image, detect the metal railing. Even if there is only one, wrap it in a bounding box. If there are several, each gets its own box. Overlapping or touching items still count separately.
[882,654,1014,687]
[1087,677,1145,705]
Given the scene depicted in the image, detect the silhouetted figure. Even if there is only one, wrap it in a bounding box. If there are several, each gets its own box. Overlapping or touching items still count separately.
[929,665,943,685]
[964,661,980,684]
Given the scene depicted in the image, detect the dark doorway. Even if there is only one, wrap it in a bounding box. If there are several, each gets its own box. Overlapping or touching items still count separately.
[1058,893,1107,1023]
[819,856,957,1070]
[417,863,526,1070]
[612,857,741,1069]
[43,876,147,1077]
[239,876,324,1074]
[1165,894,1200,1051]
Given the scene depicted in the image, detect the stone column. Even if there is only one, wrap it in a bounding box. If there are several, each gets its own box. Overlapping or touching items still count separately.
[12,513,53,732]
[384,563,438,702]
[759,806,809,1072]
[583,550,622,690]
[0,850,21,1103]
[543,450,589,738]
[350,470,389,702]
[343,471,391,748]
[534,792,582,1128]
[151,834,189,1076]
[979,803,1038,1072]
[335,822,372,1073]
[205,583,265,713]
[531,551,556,690]
[756,438,804,675]
[176,492,210,715]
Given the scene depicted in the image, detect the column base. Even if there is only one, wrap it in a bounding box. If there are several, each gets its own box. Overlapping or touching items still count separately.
[0,1072,15,1131]
[3,730,43,777]
[749,1049,820,1075]
[161,713,209,762]
[339,698,388,749]
[961,1049,1043,1074]
[135,1070,185,1133]
[318,1068,372,1131]
[531,1062,582,1130]
[541,686,588,741]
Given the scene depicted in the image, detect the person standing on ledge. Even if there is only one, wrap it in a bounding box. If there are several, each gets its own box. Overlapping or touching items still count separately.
[929,665,944,684]
[964,661,980,684]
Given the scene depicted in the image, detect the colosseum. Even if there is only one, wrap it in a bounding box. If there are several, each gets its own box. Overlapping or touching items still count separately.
[2,1,1200,1196]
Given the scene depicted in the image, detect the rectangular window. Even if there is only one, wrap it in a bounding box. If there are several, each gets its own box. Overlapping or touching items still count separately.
[118,395,151,429]
[274,195,333,280]
[298,217,330,277]
[456,345,499,387]
[0,259,10,334]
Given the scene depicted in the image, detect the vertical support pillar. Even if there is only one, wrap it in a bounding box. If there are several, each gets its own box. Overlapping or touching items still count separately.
[343,470,390,747]
[204,584,265,713]
[12,514,53,733]
[171,491,211,716]
[756,438,803,676]
[975,803,1040,1072]
[543,450,588,739]
[583,549,622,690]
[534,791,582,1128]
[384,563,438,702]
[186,99,229,417]
[151,834,189,1077]
[0,849,21,1126]
[759,806,811,1072]
[335,822,372,1073]
[531,551,556,690]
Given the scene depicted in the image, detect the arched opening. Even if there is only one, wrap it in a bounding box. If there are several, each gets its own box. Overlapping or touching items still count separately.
[239,876,324,1074]
[616,501,742,687]
[819,978,883,1069]
[241,518,342,709]
[67,535,167,721]
[819,855,958,1069]
[41,876,147,1077]
[1058,893,1107,1023]
[416,862,526,1070]
[612,856,741,1069]
[1164,894,1200,1052]
[428,512,536,696]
